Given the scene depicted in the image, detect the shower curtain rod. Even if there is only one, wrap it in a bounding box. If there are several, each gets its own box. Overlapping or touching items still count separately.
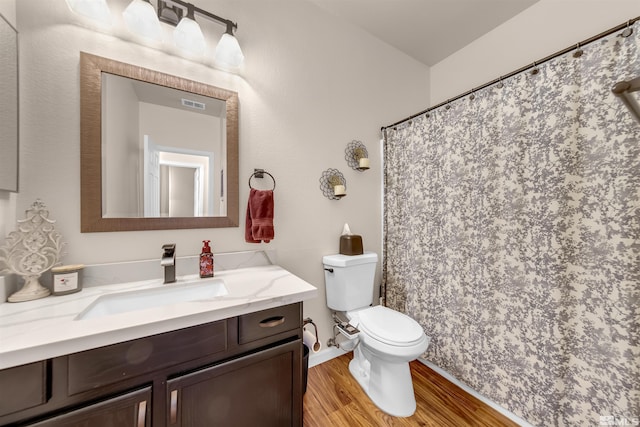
[381,16,640,131]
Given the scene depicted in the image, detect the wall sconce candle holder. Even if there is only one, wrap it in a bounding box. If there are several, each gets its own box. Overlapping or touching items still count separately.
[345,140,370,171]
[320,169,347,200]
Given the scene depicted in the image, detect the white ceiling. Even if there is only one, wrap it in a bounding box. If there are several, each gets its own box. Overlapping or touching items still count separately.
[116,75,226,118]
[308,0,540,66]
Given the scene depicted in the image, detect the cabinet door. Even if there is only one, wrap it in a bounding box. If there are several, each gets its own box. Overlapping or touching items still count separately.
[28,387,151,427]
[167,340,302,427]
[0,361,48,418]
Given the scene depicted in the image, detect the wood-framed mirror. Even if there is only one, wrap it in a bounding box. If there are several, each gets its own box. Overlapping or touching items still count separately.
[80,52,239,232]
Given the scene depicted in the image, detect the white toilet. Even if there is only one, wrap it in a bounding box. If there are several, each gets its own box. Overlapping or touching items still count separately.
[323,252,430,417]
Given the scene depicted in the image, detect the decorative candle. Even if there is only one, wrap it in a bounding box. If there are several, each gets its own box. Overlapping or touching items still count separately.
[358,158,370,169]
[333,185,346,196]
[52,264,84,295]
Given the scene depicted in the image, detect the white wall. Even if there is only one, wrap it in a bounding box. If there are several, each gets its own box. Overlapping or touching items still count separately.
[103,73,139,217]
[431,0,640,105]
[0,0,14,23]
[11,0,429,352]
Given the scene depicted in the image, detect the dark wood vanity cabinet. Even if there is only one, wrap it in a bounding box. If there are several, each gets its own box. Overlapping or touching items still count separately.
[0,303,303,427]
[167,340,301,427]
[28,387,152,427]
[0,361,48,418]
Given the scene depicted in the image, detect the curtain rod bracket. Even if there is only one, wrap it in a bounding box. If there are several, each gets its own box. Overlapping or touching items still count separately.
[573,43,584,58]
[621,20,633,37]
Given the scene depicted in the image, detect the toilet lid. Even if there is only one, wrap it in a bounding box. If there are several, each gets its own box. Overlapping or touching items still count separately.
[358,306,424,346]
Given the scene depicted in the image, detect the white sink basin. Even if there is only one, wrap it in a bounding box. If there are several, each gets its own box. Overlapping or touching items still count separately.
[76,278,228,320]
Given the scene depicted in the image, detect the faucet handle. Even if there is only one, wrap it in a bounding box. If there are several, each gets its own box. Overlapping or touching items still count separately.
[161,244,176,270]
[161,244,177,283]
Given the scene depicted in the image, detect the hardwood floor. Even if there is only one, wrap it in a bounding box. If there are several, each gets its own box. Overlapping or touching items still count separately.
[303,354,520,427]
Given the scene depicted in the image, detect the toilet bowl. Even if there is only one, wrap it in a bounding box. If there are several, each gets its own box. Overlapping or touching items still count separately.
[346,305,429,417]
[322,253,430,417]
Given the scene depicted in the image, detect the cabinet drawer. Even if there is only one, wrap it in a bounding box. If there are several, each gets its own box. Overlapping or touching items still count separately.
[0,361,48,417]
[238,303,301,344]
[68,320,227,395]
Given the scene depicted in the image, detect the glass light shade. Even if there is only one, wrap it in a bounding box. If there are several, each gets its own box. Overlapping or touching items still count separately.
[214,33,245,69]
[65,0,111,26]
[123,0,163,42]
[174,17,206,56]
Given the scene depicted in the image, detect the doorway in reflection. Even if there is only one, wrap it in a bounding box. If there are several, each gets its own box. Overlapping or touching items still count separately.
[143,135,216,218]
[101,73,226,219]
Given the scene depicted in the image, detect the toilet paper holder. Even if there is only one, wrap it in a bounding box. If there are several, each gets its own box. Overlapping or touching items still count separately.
[303,317,321,352]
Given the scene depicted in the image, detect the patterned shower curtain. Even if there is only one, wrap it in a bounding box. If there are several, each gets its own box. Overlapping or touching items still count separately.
[383,21,640,426]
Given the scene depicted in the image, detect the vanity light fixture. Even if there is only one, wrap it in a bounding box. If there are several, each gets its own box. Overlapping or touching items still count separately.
[123,0,163,42]
[215,22,245,69]
[158,0,244,67]
[173,4,206,56]
[69,0,244,69]
[65,0,112,26]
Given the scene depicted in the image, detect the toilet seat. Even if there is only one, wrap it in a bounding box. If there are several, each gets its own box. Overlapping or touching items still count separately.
[355,306,425,347]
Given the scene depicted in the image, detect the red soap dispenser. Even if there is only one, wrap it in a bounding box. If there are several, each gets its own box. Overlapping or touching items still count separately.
[199,240,214,278]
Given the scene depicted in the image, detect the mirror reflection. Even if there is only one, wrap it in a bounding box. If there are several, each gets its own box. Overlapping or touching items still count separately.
[80,52,239,232]
[101,74,227,218]
[0,14,18,192]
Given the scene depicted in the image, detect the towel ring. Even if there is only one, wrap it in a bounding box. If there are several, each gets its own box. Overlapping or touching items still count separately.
[249,170,276,191]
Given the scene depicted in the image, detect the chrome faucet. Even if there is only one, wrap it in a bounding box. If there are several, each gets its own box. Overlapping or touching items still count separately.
[161,244,176,284]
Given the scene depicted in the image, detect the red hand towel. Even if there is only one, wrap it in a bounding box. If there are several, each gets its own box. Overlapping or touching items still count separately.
[245,189,274,243]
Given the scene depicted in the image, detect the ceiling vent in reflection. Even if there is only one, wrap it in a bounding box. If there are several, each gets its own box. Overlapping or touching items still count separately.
[181,98,206,110]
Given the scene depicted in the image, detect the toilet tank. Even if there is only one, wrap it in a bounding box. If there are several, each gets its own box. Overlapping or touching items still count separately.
[323,252,378,311]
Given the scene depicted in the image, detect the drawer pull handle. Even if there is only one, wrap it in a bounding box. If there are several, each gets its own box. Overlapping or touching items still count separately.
[259,316,285,328]
[170,389,178,424]
[137,400,147,427]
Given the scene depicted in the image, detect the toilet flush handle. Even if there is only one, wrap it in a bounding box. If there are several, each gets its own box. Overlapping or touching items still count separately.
[324,268,334,273]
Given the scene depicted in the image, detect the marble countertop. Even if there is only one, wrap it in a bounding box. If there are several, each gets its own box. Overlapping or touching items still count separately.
[0,265,317,370]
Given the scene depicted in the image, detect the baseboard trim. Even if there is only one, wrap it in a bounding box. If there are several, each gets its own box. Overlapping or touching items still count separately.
[418,359,533,427]
[308,346,347,368]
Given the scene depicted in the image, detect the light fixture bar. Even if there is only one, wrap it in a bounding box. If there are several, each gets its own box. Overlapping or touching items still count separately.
[158,0,237,34]
[157,1,183,25]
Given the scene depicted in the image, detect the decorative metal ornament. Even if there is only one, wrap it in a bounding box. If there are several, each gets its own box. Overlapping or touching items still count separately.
[0,200,66,302]
[319,168,347,200]
[345,140,370,171]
